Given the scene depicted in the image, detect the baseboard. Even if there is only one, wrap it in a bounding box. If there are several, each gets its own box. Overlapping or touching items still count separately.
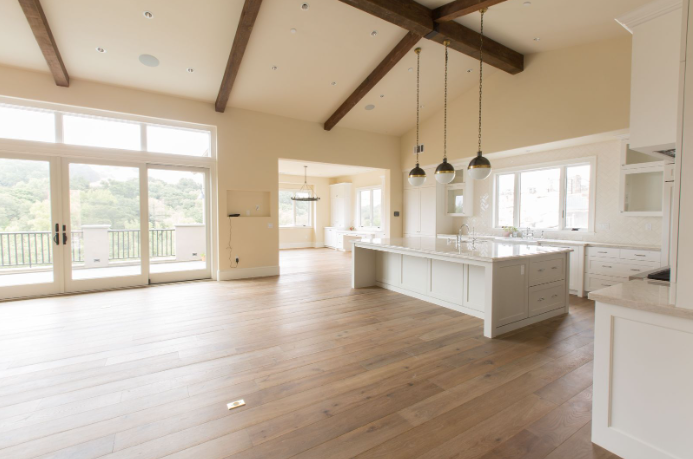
[217,266,280,280]
[279,242,325,249]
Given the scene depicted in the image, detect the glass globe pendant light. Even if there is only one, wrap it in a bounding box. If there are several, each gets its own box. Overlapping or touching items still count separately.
[468,8,492,181]
[435,40,455,185]
[408,47,426,187]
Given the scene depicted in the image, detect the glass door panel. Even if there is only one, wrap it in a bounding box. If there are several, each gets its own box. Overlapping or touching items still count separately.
[0,155,62,300]
[64,161,147,292]
[148,167,210,283]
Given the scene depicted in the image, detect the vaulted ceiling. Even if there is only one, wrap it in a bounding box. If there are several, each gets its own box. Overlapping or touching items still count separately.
[1,0,647,136]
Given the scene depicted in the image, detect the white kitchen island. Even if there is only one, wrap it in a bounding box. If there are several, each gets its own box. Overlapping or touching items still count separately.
[353,237,572,338]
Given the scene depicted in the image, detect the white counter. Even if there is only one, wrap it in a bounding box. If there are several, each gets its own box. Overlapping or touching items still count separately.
[352,237,572,338]
[589,280,693,459]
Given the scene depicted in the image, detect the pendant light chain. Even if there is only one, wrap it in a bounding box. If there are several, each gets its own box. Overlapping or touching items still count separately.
[443,40,448,161]
[478,9,485,154]
[416,48,421,165]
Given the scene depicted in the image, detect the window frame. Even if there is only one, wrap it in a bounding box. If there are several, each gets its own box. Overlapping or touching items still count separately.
[492,157,596,233]
[356,185,383,229]
[278,189,313,228]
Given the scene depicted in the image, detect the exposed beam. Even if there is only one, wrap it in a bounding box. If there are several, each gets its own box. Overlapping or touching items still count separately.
[324,31,421,131]
[215,0,263,113]
[337,0,523,74]
[18,0,69,87]
[433,0,508,23]
[431,21,523,74]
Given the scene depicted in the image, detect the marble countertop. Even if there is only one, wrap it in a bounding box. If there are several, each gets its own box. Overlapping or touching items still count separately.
[588,280,692,320]
[437,234,661,251]
[354,237,571,262]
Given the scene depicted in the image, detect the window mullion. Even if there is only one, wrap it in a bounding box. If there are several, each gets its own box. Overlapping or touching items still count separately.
[514,172,521,228]
[559,166,567,230]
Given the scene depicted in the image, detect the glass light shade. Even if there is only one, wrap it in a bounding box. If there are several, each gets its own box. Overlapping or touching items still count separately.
[435,158,456,184]
[467,152,491,180]
[408,164,426,186]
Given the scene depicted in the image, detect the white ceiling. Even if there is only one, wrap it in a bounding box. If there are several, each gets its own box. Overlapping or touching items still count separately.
[278,159,379,178]
[0,0,648,136]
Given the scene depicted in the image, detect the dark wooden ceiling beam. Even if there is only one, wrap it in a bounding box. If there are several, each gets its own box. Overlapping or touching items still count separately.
[324,31,421,131]
[18,0,69,87]
[337,0,523,74]
[215,0,263,113]
[433,0,508,23]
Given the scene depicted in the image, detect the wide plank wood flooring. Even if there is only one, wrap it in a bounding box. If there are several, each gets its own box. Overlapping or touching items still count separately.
[0,248,621,459]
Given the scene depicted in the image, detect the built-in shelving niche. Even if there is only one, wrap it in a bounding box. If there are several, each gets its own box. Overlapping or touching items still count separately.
[226,190,271,217]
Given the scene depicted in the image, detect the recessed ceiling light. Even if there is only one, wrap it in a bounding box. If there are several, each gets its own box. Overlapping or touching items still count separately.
[96,47,106,53]
[467,68,473,73]
[271,65,278,70]
[380,94,384,98]
[533,37,541,41]
[371,30,378,37]
[331,81,337,86]
[523,1,531,6]
[290,28,297,34]
[143,11,153,19]
[408,67,413,72]
[187,68,194,73]
[139,54,160,67]
[301,3,309,10]
[365,104,375,110]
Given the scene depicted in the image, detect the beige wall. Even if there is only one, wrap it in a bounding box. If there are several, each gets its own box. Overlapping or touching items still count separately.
[458,139,662,247]
[331,170,388,230]
[0,64,402,275]
[278,173,330,248]
[401,37,632,170]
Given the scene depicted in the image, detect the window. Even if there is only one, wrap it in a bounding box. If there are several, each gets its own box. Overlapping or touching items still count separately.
[357,187,382,228]
[494,159,594,231]
[278,190,312,227]
[146,125,211,157]
[0,100,214,159]
[0,104,55,143]
[63,115,141,151]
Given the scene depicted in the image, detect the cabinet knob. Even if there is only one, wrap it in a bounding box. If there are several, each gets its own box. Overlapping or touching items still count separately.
[538,269,545,272]
[551,266,558,270]
[602,265,612,268]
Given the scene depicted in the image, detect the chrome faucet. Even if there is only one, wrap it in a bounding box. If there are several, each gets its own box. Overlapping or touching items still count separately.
[459,224,475,245]
[525,227,533,240]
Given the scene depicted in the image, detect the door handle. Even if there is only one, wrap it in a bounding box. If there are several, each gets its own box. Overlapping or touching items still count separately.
[54,223,60,245]
[62,224,67,245]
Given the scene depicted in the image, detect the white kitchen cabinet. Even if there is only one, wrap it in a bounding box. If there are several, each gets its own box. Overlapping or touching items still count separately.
[330,183,352,228]
[618,1,682,154]
[403,181,453,237]
[583,246,661,293]
[620,166,665,216]
[324,228,337,249]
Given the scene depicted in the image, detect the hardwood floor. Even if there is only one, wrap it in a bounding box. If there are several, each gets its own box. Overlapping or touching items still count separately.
[0,248,621,459]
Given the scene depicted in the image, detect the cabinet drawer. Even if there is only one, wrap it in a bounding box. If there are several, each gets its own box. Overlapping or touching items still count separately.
[587,260,651,277]
[529,257,565,287]
[587,247,620,259]
[619,249,660,263]
[585,275,627,292]
[529,281,565,317]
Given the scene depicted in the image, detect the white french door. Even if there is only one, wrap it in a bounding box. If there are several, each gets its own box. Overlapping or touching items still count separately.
[61,158,149,293]
[147,165,211,284]
[0,153,213,301]
[0,153,64,300]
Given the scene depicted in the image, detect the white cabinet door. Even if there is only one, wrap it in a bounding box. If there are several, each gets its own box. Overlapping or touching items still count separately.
[419,187,437,236]
[330,186,341,228]
[403,189,421,235]
[494,263,528,327]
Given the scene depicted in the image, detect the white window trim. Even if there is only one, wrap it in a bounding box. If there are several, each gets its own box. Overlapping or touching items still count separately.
[279,189,313,228]
[492,157,597,234]
[356,185,383,230]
